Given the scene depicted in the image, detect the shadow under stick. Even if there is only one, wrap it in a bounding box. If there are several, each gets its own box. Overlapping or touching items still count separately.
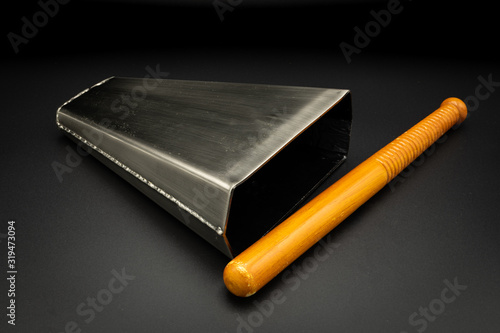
[223,97,468,297]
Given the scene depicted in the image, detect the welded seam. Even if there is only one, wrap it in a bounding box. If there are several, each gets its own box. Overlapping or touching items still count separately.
[55,77,223,236]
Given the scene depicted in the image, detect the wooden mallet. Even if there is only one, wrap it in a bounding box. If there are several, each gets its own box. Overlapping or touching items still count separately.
[223,97,467,297]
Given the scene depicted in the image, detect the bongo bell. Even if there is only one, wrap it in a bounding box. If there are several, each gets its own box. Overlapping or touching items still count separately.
[56,77,352,258]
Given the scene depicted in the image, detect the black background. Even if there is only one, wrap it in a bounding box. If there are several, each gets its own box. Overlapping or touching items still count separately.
[2,0,500,332]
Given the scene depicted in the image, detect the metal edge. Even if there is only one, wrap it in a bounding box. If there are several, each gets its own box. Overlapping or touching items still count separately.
[221,88,352,246]
[56,78,224,237]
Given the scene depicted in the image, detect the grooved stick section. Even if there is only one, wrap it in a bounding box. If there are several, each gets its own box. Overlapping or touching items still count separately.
[224,98,467,297]
[373,104,462,182]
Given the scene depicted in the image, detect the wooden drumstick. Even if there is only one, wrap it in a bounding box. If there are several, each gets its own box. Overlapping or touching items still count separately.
[224,97,467,297]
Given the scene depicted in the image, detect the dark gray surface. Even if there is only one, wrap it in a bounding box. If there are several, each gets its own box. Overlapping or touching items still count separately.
[2,1,500,332]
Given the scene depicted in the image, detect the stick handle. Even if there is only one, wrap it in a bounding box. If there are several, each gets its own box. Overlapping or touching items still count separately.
[224,98,467,297]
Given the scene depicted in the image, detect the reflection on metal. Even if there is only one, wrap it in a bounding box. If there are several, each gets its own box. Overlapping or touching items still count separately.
[56,77,352,257]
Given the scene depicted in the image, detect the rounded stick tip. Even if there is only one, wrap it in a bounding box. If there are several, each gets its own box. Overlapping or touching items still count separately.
[441,97,467,125]
[223,261,257,297]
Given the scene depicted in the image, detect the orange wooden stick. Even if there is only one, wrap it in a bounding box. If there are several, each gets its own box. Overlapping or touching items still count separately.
[224,98,467,297]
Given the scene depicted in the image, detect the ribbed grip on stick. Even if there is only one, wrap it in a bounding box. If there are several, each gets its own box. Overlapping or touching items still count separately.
[223,98,467,297]
[372,98,467,182]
